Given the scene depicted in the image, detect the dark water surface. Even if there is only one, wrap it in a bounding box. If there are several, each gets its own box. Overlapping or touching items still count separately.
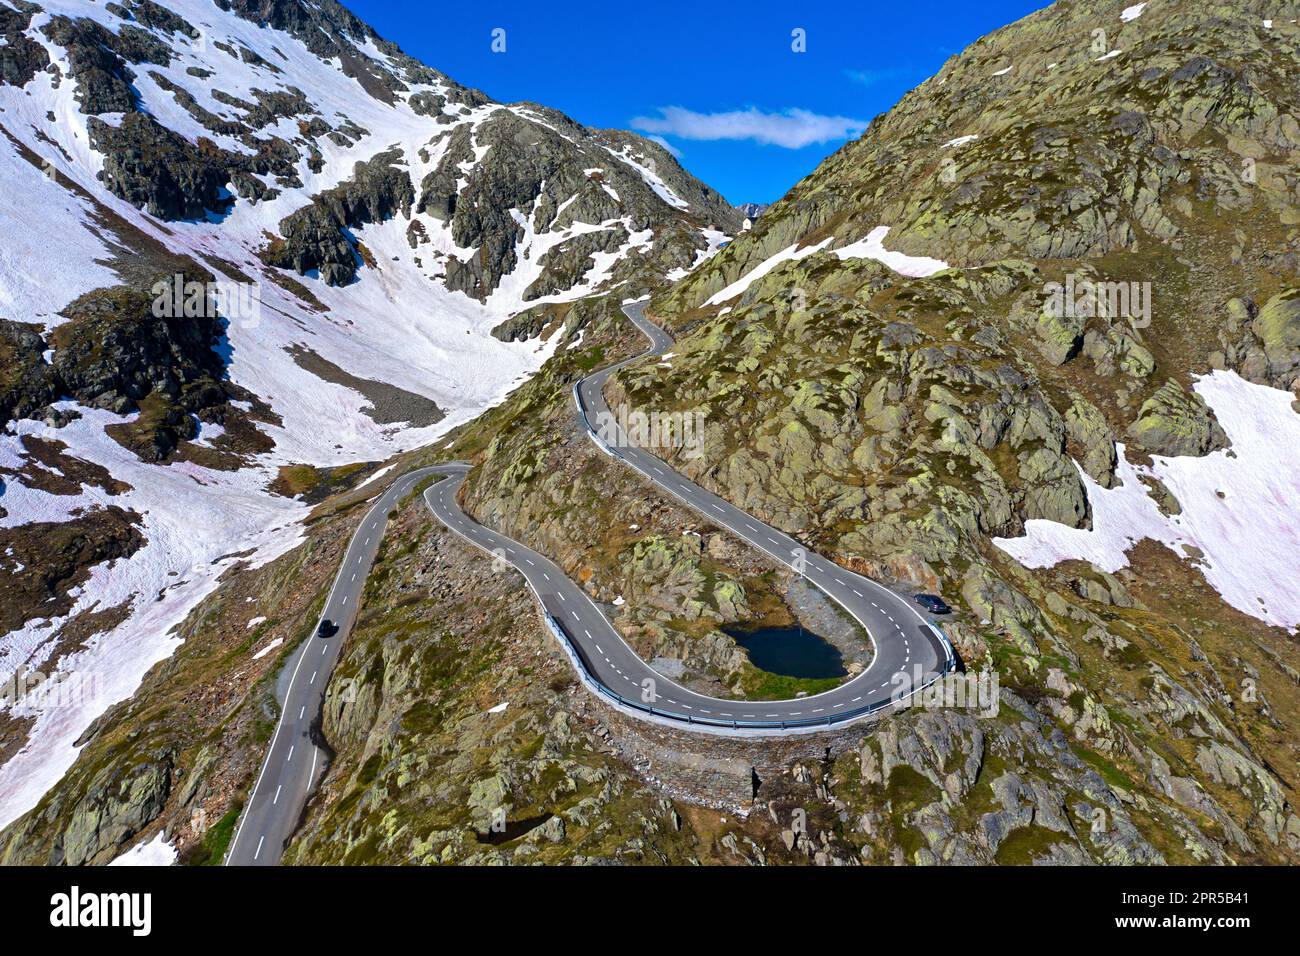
[724,624,848,679]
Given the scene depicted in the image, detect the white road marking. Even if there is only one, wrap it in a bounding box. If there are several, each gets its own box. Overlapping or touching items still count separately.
[254,836,264,861]
[272,785,281,805]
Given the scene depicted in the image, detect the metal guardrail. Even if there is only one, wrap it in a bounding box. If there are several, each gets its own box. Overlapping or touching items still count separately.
[573,379,619,460]
[932,623,958,671]
[543,610,952,732]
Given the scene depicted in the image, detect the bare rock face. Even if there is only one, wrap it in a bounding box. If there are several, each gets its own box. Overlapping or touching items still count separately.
[0,320,59,422]
[421,109,739,301]
[0,2,50,87]
[1127,378,1230,459]
[56,750,173,865]
[1250,288,1300,385]
[51,281,225,409]
[90,113,235,221]
[264,149,415,286]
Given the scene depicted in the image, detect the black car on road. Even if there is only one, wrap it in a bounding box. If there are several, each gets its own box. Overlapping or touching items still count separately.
[913,594,952,615]
[316,619,338,639]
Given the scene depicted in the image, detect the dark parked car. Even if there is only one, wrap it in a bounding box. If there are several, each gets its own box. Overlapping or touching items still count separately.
[913,594,952,615]
[316,619,338,639]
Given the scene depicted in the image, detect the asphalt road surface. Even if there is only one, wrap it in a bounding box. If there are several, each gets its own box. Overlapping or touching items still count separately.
[225,465,462,866]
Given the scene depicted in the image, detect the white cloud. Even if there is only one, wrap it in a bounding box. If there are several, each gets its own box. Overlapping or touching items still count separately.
[630,106,869,149]
[644,133,682,158]
[844,67,913,87]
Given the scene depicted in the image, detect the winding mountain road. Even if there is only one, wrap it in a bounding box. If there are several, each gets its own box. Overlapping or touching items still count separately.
[227,299,953,865]
[444,299,954,729]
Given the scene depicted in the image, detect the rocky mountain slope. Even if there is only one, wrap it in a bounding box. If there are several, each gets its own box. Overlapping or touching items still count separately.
[4,0,1299,867]
[0,0,736,832]
[292,0,1300,864]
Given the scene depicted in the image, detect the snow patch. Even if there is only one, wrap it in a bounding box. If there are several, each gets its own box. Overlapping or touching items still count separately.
[832,226,950,277]
[706,226,948,306]
[704,239,832,306]
[1121,3,1148,22]
[605,146,689,210]
[994,371,1300,633]
[109,831,176,866]
[252,638,283,660]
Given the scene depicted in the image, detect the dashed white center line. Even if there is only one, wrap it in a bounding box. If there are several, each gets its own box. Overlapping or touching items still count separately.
[254,836,264,861]
[272,785,281,805]
[310,671,317,684]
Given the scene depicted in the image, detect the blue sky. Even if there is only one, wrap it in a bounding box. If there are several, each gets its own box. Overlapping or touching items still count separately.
[347,0,1049,205]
